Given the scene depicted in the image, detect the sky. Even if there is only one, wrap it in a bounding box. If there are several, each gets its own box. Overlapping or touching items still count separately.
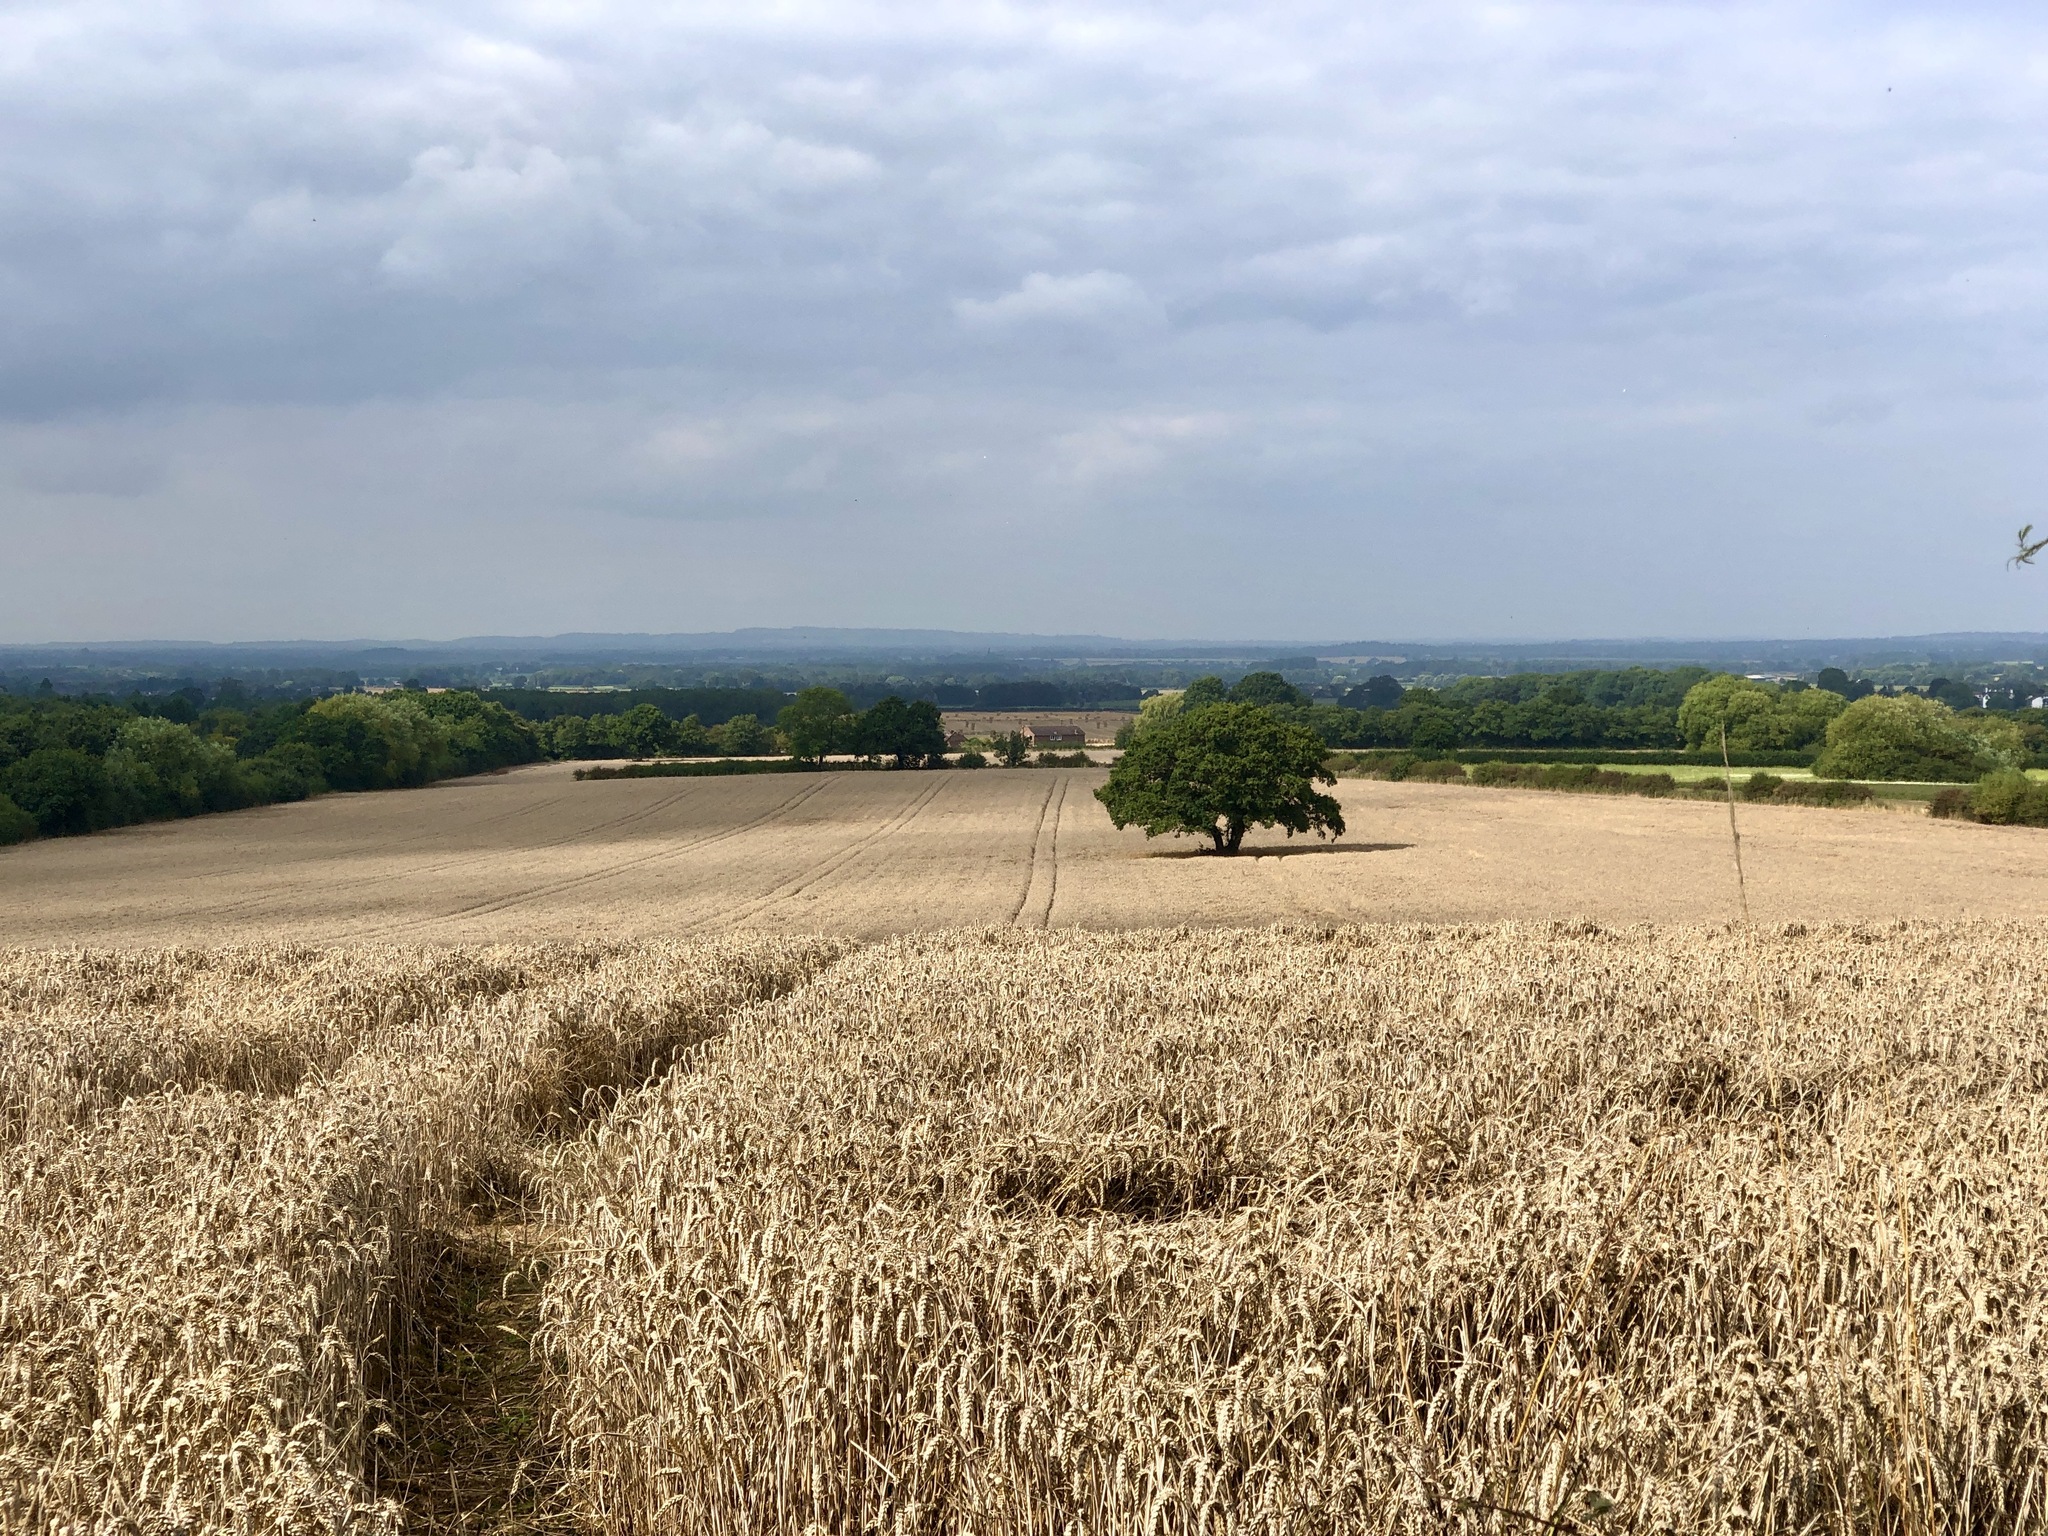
[3,0,2047,643]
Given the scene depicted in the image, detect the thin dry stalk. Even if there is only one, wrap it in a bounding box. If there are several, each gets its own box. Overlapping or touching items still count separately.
[1721,723,1752,926]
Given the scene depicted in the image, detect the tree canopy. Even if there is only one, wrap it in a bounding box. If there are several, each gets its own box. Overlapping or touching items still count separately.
[1812,694,2021,782]
[855,696,947,768]
[0,686,541,843]
[1096,701,1344,854]
[1227,671,1309,708]
[1676,674,1843,753]
[1341,674,1405,711]
[777,687,855,764]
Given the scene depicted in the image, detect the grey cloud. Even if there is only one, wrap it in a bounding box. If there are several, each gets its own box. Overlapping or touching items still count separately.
[3,1,2048,639]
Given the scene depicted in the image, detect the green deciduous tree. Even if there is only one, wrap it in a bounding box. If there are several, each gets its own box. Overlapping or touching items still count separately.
[856,696,946,768]
[413,690,542,771]
[1677,674,1845,752]
[290,693,452,790]
[612,703,680,758]
[104,716,245,821]
[1182,675,1229,708]
[1228,671,1308,708]
[778,687,854,765]
[1096,701,1344,854]
[3,747,110,835]
[712,713,776,756]
[1341,674,1405,711]
[1118,692,1185,746]
[1812,694,2007,781]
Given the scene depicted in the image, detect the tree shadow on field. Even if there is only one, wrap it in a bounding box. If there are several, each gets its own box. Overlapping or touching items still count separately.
[1144,842,1413,860]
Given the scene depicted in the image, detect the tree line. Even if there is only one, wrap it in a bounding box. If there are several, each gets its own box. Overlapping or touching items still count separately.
[0,689,541,845]
[1154,666,2048,759]
[0,682,973,846]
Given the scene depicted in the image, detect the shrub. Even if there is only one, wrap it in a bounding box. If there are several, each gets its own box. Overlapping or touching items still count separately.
[1408,758,1468,782]
[1739,772,1784,802]
[1035,750,1094,767]
[1929,786,1974,820]
[955,750,988,769]
[1342,751,1461,781]
[1962,769,2048,827]
[1357,751,1422,780]
[0,792,34,845]
[1812,695,1990,782]
[1772,778,1874,808]
[1470,762,1672,796]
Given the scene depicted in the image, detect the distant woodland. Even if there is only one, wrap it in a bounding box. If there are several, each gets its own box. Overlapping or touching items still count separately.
[5,664,2045,844]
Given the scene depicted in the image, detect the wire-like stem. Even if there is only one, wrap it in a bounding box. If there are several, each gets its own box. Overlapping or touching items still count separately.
[1720,724,1751,925]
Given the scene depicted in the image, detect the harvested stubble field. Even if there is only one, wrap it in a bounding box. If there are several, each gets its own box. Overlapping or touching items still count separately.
[3,762,2048,946]
[7,925,2048,1534]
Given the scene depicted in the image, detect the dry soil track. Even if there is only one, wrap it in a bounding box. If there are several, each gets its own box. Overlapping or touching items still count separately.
[4,760,2048,943]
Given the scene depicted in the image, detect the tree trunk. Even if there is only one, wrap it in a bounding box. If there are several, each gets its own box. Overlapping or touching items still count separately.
[1208,823,1228,853]
[1224,817,1246,854]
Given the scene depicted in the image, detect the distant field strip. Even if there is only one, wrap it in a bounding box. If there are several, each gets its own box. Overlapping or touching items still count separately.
[5,761,2048,943]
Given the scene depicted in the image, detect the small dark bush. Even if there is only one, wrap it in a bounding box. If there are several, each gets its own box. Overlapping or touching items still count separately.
[1471,762,1672,797]
[1771,778,1874,808]
[1963,769,2048,826]
[1408,758,1468,782]
[1361,752,1421,780]
[1739,772,1784,802]
[1331,750,1457,781]
[955,750,988,769]
[1034,750,1094,767]
[1929,787,1973,820]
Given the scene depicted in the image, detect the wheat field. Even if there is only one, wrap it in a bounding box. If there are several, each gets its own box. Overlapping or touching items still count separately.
[6,763,2048,946]
[7,924,2048,1533]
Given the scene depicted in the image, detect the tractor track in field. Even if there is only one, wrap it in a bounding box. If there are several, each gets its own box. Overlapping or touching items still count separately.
[1010,774,1069,929]
[375,944,863,1533]
[88,788,584,926]
[698,772,955,931]
[345,778,836,939]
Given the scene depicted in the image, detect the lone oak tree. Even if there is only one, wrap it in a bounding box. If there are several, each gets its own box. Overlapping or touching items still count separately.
[1096,702,1344,854]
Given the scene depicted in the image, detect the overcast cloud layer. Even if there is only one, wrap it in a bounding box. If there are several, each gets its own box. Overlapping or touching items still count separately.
[3,1,2046,642]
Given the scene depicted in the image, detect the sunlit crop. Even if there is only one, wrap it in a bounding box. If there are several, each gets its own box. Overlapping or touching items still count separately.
[8,924,2048,1534]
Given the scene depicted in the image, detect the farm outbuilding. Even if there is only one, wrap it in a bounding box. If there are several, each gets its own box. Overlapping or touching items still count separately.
[1025,723,1086,746]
